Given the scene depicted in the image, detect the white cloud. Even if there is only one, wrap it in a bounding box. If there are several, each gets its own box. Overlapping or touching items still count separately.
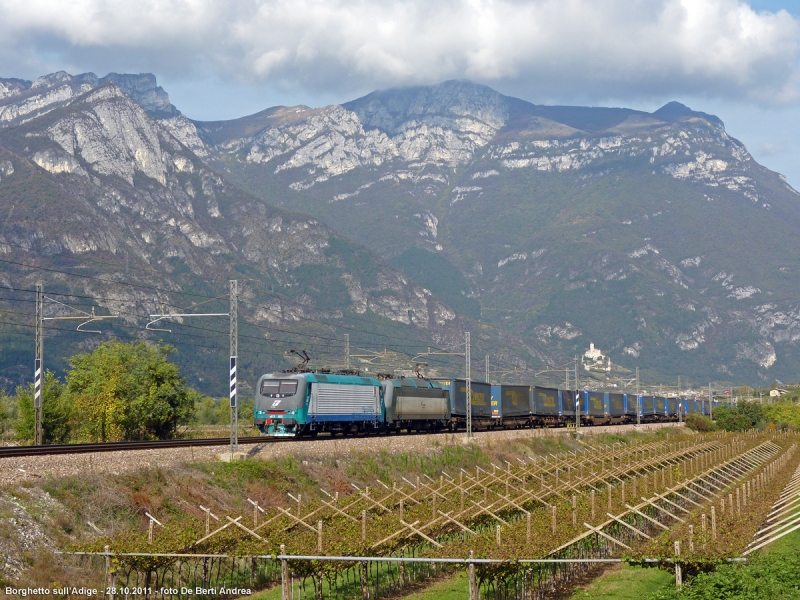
[0,0,798,104]
[759,140,788,155]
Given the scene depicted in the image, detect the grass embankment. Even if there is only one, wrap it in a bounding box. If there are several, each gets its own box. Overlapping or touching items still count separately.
[247,572,471,600]
[570,564,674,599]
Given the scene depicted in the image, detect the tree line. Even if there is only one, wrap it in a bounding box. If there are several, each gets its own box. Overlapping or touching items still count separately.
[0,340,250,443]
[685,399,800,433]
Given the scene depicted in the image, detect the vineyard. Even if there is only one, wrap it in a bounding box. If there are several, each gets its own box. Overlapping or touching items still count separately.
[69,431,800,599]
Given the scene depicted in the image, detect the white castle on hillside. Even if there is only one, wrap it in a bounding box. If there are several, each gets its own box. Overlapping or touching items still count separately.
[583,343,612,372]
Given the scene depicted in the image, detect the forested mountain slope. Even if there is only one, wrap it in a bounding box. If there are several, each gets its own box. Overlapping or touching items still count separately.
[194,80,800,385]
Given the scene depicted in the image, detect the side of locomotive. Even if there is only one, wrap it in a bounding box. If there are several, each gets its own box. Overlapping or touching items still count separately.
[254,373,384,437]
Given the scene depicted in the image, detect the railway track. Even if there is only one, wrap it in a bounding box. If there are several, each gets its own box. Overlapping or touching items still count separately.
[0,436,271,458]
[0,421,679,459]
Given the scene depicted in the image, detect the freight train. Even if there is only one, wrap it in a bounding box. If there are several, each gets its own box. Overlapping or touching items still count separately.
[254,373,730,437]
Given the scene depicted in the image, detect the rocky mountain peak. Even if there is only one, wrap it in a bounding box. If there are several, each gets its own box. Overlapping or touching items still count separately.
[0,71,178,129]
[99,73,178,117]
[31,70,81,89]
[653,101,723,127]
[343,79,509,134]
[0,77,30,101]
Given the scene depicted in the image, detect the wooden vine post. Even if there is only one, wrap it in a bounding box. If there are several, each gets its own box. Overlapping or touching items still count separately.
[572,496,577,527]
[362,510,367,542]
[711,506,717,540]
[527,513,532,543]
[280,544,289,600]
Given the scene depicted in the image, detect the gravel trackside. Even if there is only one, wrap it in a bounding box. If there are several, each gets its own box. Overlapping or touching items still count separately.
[0,423,681,485]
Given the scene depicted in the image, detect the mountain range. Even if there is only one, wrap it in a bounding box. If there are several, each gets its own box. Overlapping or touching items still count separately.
[1,72,798,392]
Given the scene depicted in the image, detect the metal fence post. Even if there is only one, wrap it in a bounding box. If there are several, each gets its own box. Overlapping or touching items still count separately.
[281,544,289,600]
[469,550,477,600]
[104,545,112,598]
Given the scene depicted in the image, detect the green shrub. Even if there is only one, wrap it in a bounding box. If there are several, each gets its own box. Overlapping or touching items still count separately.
[67,341,195,441]
[713,402,766,432]
[16,371,72,443]
[684,413,716,432]
[763,401,800,430]
[648,546,800,599]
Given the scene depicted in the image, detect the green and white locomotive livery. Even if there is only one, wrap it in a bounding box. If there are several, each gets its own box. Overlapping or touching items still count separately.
[254,373,384,437]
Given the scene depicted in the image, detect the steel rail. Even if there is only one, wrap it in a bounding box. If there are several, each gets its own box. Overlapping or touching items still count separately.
[0,421,679,458]
[0,436,271,457]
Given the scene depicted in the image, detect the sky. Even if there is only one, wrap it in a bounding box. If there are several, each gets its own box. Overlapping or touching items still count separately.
[0,0,799,187]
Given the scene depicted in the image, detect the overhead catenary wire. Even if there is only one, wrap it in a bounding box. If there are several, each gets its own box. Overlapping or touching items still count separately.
[0,253,459,350]
[0,303,448,370]
[0,269,461,356]
[0,252,509,374]
[0,284,453,356]
[0,319,333,369]
[0,294,434,367]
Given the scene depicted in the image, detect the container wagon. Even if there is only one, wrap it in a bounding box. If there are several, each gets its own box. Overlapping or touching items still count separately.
[532,386,561,427]
[383,377,449,433]
[667,397,678,421]
[585,391,607,425]
[607,393,626,424]
[641,396,656,421]
[624,394,639,422]
[560,390,580,425]
[440,379,493,430]
[654,397,667,421]
[494,384,533,428]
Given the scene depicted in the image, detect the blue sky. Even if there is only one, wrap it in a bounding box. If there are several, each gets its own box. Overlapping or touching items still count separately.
[1,0,799,187]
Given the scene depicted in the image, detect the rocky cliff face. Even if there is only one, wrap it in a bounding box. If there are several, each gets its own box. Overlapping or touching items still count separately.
[0,74,482,392]
[0,71,178,129]
[194,80,800,385]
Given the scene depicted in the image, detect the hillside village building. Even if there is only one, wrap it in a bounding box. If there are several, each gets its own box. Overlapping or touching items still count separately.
[583,343,611,373]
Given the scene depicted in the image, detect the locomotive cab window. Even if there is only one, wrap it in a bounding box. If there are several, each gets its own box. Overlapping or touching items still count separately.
[260,379,299,397]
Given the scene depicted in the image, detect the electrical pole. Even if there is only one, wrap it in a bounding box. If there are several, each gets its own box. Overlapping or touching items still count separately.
[230,280,238,458]
[146,292,235,454]
[636,367,640,427]
[466,332,472,439]
[708,383,712,420]
[678,376,682,424]
[575,355,580,431]
[34,283,43,446]
[345,334,350,371]
[485,354,489,383]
